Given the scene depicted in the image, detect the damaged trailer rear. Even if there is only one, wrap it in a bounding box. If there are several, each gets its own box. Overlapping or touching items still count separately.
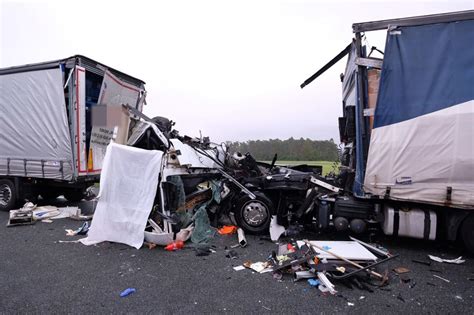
[301,10,474,252]
[0,55,146,210]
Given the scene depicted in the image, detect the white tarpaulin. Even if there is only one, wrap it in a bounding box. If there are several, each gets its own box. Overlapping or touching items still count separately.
[80,143,163,249]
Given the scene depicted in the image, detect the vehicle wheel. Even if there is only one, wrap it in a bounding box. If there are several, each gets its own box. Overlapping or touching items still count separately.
[0,179,17,211]
[64,189,84,202]
[461,214,474,254]
[234,193,273,234]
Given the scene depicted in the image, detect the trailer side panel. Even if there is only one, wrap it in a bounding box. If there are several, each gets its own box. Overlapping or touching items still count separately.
[364,19,474,208]
[0,67,74,180]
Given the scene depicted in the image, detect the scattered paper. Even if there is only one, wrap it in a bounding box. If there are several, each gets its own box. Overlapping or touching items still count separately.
[245,261,271,273]
[233,265,246,271]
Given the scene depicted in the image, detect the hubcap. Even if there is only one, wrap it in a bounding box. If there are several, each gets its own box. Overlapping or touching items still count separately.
[0,184,12,206]
[242,201,268,227]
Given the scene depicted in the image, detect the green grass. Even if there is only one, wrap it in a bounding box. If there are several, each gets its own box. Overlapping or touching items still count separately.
[261,160,339,176]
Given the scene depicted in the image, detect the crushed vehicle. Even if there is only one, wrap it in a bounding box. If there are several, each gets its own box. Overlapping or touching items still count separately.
[126,107,341,235]
[300,10,474,252]
[77,104,341,248]
[0,55,146,210]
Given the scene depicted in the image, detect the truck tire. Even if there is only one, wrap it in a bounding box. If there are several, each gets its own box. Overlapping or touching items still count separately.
[0,179,17,211]
[234,193,273,234]
[64,189,84,202]
[461,214,474,254]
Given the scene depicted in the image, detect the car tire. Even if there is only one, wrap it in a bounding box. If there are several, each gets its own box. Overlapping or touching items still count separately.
[234,192,273,234]
[461,214,474,254]
[0,179,17,211]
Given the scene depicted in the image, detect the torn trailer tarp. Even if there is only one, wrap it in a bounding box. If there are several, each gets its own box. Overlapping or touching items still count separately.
[80,143,163,249]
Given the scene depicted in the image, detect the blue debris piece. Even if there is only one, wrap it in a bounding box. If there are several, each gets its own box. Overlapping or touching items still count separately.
[307,279,320,287]
[322,245,331,251]
[120,288,136,297]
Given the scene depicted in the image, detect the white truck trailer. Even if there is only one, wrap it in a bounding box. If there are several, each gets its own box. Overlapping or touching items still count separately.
[0,55,146,210]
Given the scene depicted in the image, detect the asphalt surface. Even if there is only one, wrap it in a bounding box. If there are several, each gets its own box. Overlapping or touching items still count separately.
[1,205,473,314]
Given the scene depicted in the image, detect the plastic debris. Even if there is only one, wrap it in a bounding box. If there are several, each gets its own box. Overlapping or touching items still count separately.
[120,288,136,297]
[428,255,465,264]
[276,255,291,264]
[218,225,237,235]
[233,265,246,271]
[317,272,337,295]
[191,204,216,244]
[294,271,316,281]
[237,228,247,247]
[307,279,320,287]
[433,274,450,283]
[244,261,271,273]
[287,243,296,252]
[164,240,184,251]
[65,222,89,236]
[176,225,194,242]
[336,266,346,273]
[269,216,285,241]
[393,267,410,274]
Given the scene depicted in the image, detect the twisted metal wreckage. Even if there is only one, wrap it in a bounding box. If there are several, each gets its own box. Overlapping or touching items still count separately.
[80,104,345,249]
[78,106,401,292]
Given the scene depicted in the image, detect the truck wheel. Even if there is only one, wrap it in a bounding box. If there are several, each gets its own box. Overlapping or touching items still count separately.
[234,193,273,234]
[0,179,17,211]
[461,214,474,254]
[64,189,84,202]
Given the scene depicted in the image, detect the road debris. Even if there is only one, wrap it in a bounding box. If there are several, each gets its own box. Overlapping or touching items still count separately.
[393,267,410,274]
[164,241,184,251]
[65,222,89,236]
[233,265,246,271]
[428,255,465,264]
[433,275,451,283]
[218,225,237,235]
[120,288,136,297]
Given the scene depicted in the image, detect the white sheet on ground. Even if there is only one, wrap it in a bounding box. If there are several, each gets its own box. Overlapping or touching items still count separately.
[80,143,162,249]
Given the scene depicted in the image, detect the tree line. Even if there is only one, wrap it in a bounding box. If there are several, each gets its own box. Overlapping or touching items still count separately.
[228,138,339,161]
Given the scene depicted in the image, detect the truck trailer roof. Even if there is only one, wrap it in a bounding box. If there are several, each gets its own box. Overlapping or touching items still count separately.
[0,54,145,86]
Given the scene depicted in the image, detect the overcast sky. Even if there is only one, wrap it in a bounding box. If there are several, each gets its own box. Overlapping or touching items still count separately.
[1,0,472,143]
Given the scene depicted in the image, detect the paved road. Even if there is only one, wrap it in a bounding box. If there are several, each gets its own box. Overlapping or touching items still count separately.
[0,209,473,314]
